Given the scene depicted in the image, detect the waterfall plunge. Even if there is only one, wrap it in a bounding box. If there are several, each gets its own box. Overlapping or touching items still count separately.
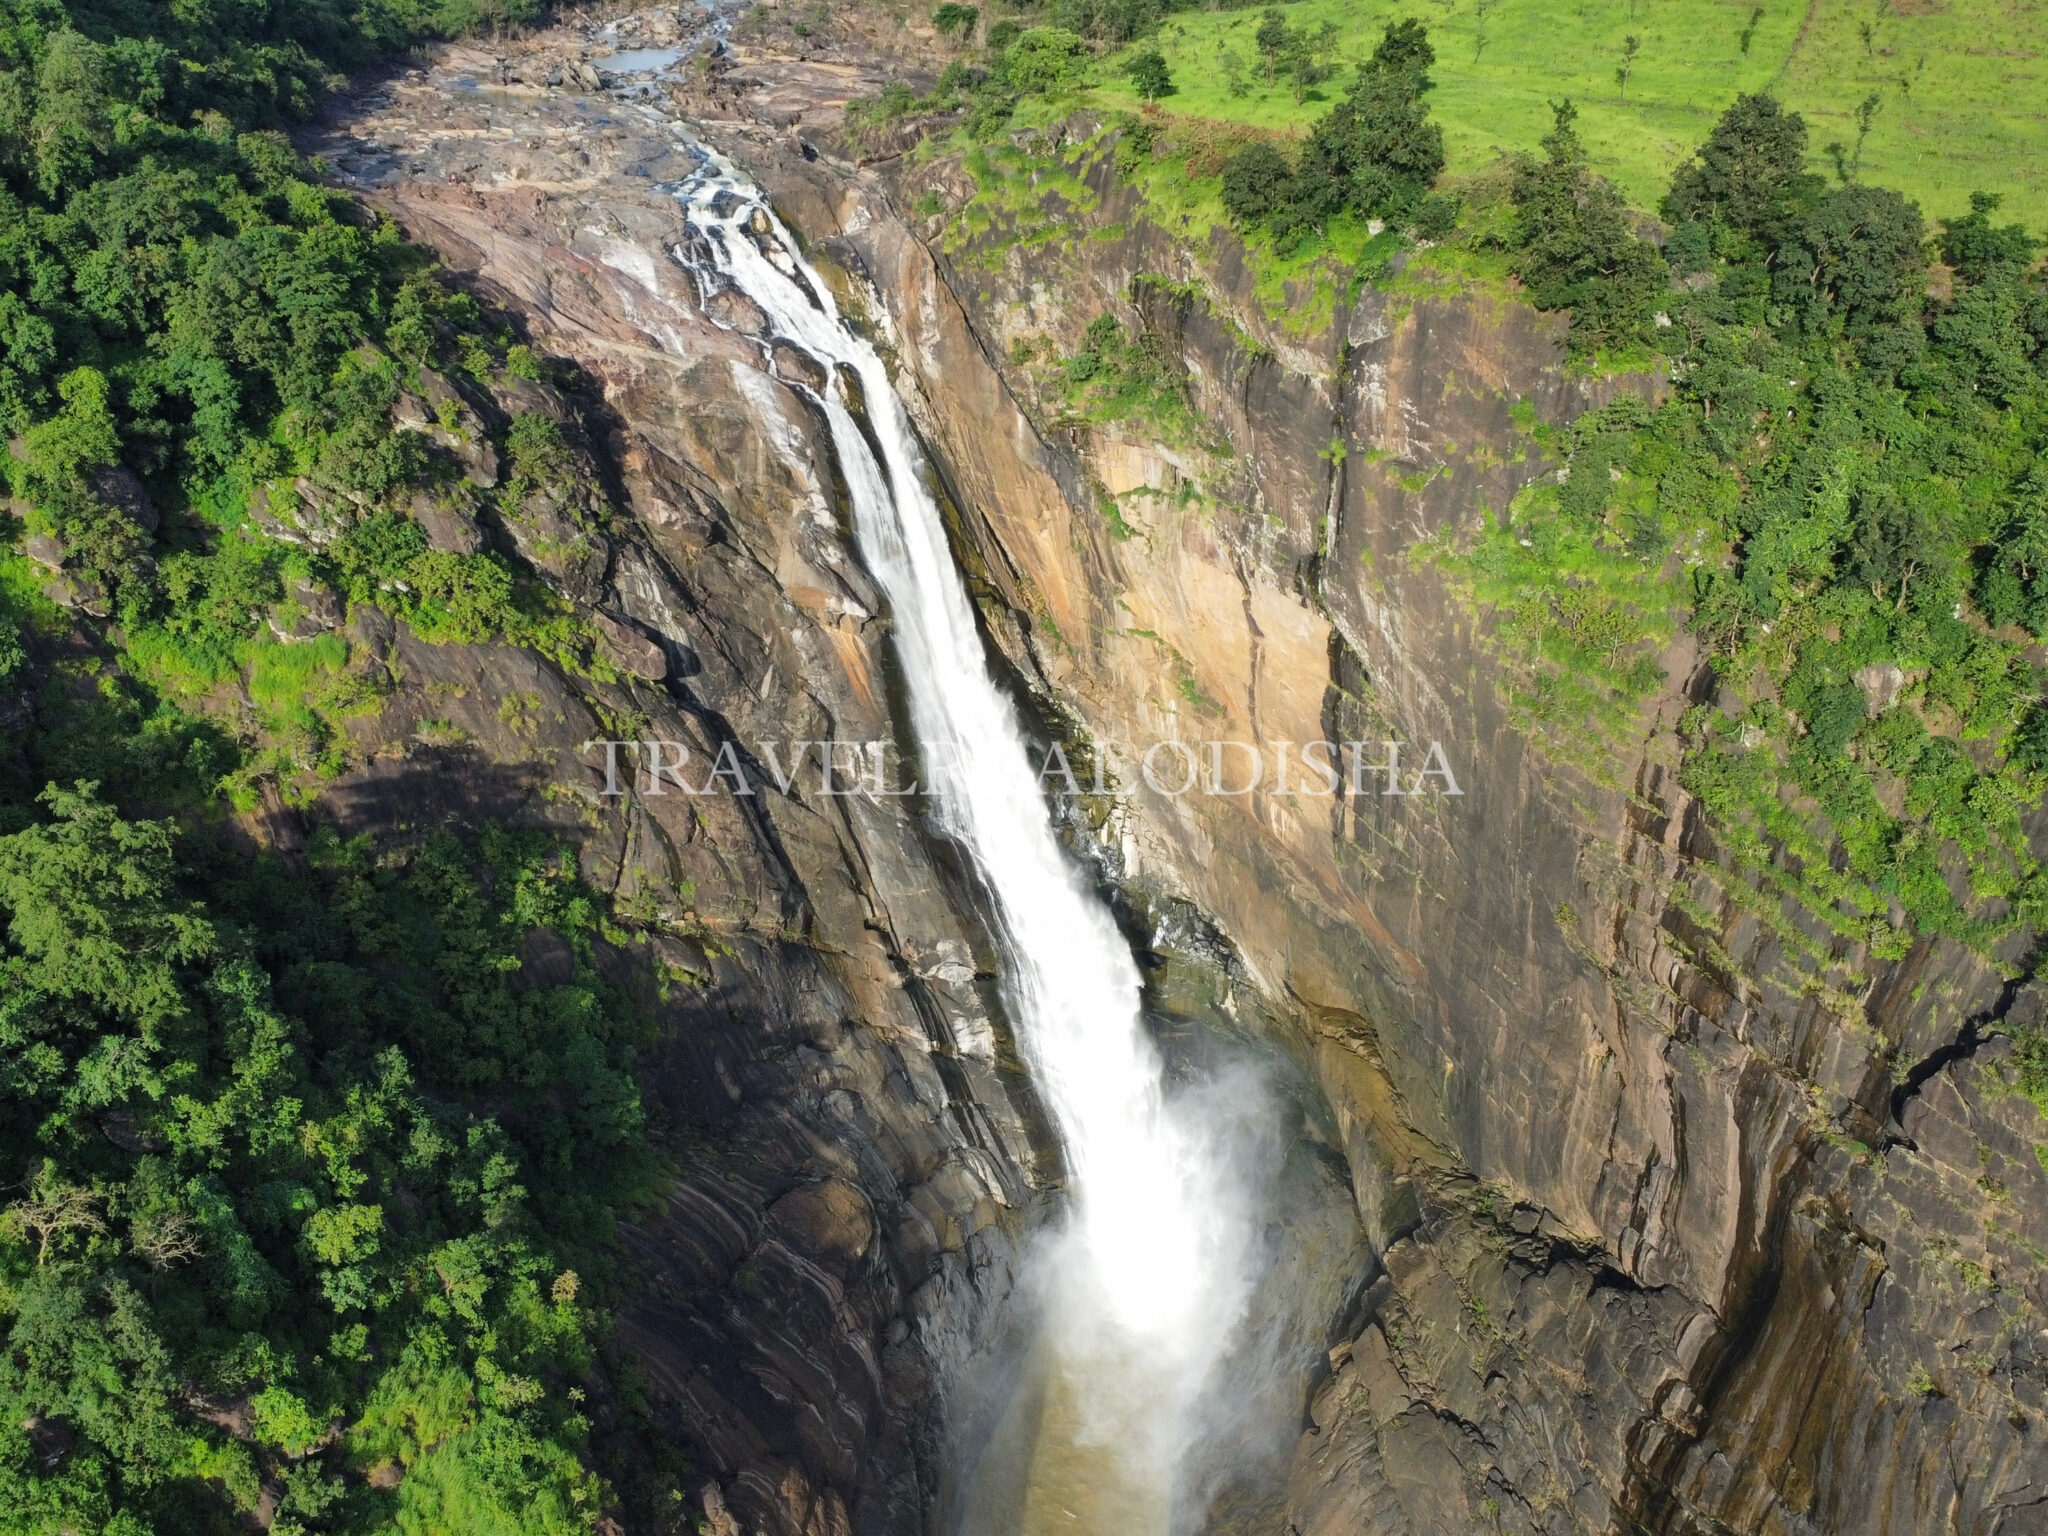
[675,152,1258,1530]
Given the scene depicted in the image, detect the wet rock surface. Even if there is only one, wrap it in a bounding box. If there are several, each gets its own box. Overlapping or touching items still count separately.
[304,8,2048,1534]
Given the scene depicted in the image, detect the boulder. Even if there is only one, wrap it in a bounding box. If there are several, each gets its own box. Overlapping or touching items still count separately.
[517,927,577,989]
[88,464,158,534]
[267,576,347,641]
[409,488,485,555]
[247,483,308,546]
[491,371,576,424]
[502,481,609,601]
[764,1179,875,1273]
[296,577,346,630]
[591,609,667,681]
[43,573,108,616]
[703,286,770,336]
[769,340,828,391]
[393,367,503,487]
[1856,661,1907,712]
[289,479,357,545]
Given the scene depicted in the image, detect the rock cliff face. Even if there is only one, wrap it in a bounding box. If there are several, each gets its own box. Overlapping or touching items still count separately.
[306,10,2048,1535]
[840,145,2048,1536]
[305,47,1059,1536]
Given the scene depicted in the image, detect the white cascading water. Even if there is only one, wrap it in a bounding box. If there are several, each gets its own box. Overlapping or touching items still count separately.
[673,147,1255,1529]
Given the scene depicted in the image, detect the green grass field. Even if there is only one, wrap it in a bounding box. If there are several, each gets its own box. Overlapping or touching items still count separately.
[1087,0,2048,229]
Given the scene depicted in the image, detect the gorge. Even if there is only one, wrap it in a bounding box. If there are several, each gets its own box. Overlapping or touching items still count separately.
[294,16,2048,1526]
[4,0,2048,1533]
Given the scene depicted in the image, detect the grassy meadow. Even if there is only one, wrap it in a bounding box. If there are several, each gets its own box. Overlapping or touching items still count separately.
[1086,0,2048,228]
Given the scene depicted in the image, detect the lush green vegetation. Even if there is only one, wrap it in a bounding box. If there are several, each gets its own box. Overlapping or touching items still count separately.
[1218,18,1456,247]
[1421,88,2048,1007]
[0,759,649,1533]
[892,1,2048,1024]
[0,2,690,1531]
[1058,308,1216,444]
[1083,0,2048,230]
[0,0,606,802]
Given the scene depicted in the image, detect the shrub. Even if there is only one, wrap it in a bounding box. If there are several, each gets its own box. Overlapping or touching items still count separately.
[2012,705,2048,774]
[997,27,1089,94]
[1939,192,2039,283]
[1220,140,1297,227]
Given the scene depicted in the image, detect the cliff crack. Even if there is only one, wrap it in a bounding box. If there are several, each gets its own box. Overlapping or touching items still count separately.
[1886,942,2040,1138]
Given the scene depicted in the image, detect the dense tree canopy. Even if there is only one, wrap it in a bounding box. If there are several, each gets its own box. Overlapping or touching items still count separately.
[0,2,683,1533]
[1505,99,1669,352]
[0,0,575,692]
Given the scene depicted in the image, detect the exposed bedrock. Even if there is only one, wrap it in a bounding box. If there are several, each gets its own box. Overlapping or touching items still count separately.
[307,12,2048,1535]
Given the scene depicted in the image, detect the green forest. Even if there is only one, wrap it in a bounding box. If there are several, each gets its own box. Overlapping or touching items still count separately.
[0,1,675,1533]
[1439,85,2048,1006]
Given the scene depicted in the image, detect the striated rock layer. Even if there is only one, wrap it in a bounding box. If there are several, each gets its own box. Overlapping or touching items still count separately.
[307,8,2048,1535]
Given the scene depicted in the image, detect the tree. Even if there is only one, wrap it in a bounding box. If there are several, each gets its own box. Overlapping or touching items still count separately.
[933,2,980,37]
[1739,5,1765,53]
[0,783,216,1041]
[1615,35,1640,102]
[1823,91,1882,184]
[1049,0,1162,42]
[2,1164,107,1266]
[0,0,662,1526]
[2014,705,2048,775]
[1220,21,1451,244]
[1939,192,2038,282]
[1850,90,1881,178]
[998,26,1089,93]
[1302,58,1447,220]
[1254,8,1291,84]
[30,30,112,198]
[1846,483,1939,607]
[1126,48,1174,100]
[1508,100,1670,351]
[17,366,120,507]
[0,64,30,180]
[1473,0,1499,62]
[1286,22,1340,103]
[1976,504,2048,636]
[1369,18,1436,86]
[1931,264,2040,403]
[1663,93,1820,245]
[1787,183,1925,331]
[1219,45,1248,97]
[1096,0,1162,43]
[1221,140,1296,226]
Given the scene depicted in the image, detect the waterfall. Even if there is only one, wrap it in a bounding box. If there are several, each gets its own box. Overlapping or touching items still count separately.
[672,149,1257,1529]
